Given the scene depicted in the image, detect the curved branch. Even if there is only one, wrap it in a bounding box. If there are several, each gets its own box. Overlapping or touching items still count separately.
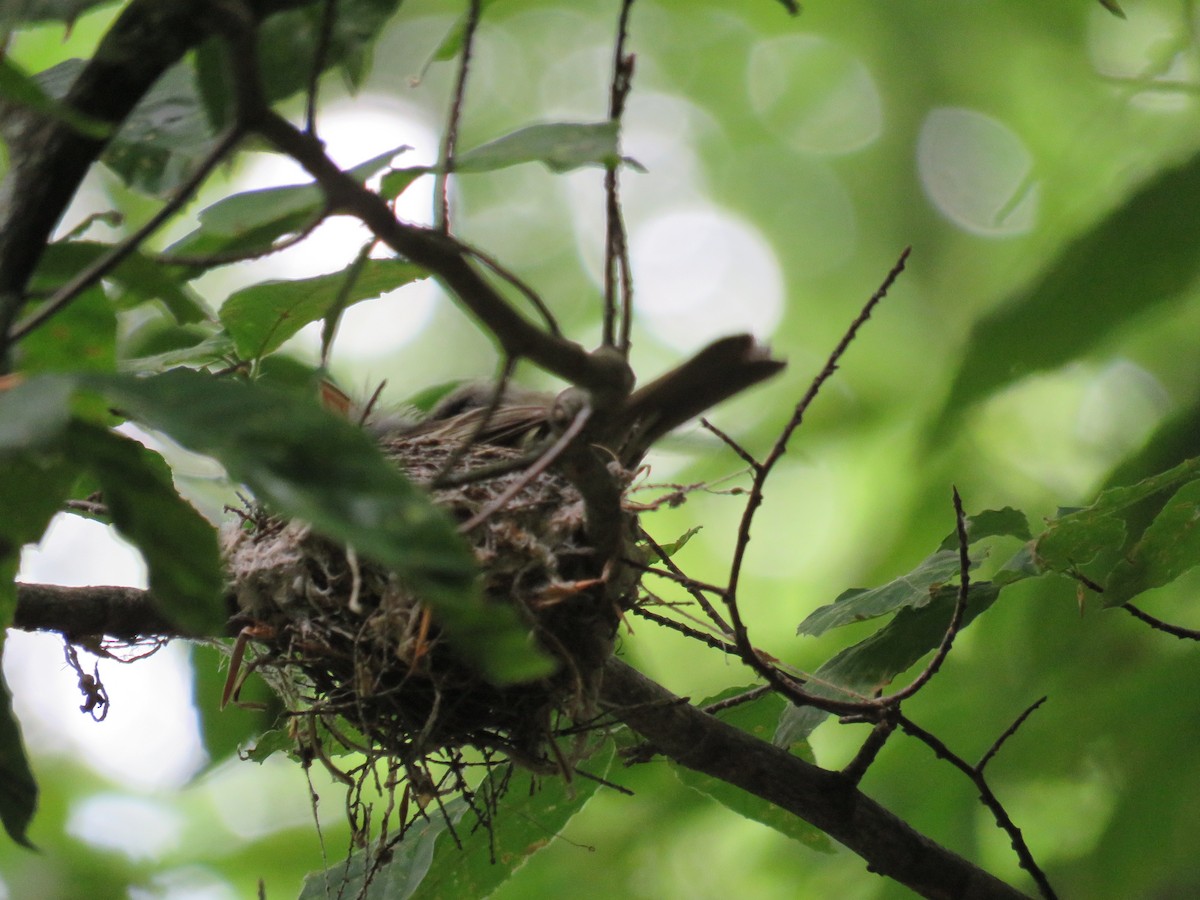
[11,582,1030,899]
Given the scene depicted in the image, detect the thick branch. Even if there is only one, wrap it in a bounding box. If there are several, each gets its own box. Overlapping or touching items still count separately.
[599,659,1030,900]
[11,582,1029,899]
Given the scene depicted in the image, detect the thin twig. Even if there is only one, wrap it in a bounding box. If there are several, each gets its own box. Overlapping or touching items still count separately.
[976,696,1047,773]
[883,486,971,704]
[464,241,560,336]
[1123,603,1200,640]
[700,417,761,471]
[716,250,911,715]
[431,356,518,486]
[841,712,898,786]
[637,526,733,633]
[305,0,339,134]
[898,713,1057,900]
[604,0,637,351]
[8,128,243,342]
[435,0,482,233]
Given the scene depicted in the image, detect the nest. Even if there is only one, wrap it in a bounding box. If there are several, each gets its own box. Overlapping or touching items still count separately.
[223,422,637,775]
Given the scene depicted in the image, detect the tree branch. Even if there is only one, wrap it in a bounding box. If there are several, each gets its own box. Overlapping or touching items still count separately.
[0,0,316,368]
[10,581,1030,900]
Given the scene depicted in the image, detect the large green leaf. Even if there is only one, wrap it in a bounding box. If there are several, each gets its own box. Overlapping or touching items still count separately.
[299,743,614,899]
[408,744,615,899]
[0,675,37,849]
[64,422,225,634]
[1102,479,1200,608]
[32,240,209,324]
[455,122,629,174]
[12,286,116,374]
[81,370,553,682]
[219,258,427,360]
[778,584,1001,744]
[298,799,467,900]
[932,147,1200,440]
[166,146,408,266]
[1033,456,1200,578]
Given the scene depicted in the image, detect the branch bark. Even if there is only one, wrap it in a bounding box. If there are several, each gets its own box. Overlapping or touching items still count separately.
[11,582,1030,900]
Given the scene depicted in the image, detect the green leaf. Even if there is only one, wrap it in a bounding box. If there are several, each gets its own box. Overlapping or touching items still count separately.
[380,167,430,201]
[0,375,75,450]
[797,550,967,636]
[30,240,209,325]
[936,506,1031,551]
[409,743,615,899]
[13,286,115,374]
[166,146,408,265]
[673,687,832,853]
[0,56,111,138]
[81,370,552,683]
[0,674,37,849]
[1103,479,1200,607]
[653,526,702,558]
[1033,456,1200,577]
[299,799,467,900]
[779,584,1001,743]
[301,743,613,899]
[932,147,1200,441]
[65,422,225,634]
[219,258,427,360]
[455,122,629,174]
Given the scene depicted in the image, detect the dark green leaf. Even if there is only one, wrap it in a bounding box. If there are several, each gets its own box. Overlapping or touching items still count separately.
[65,422,225,634]
[455,122,627,174]
[779,584,1001,743]
[257,0,403,101]
[219,258,427,360]
[1097,0,1126,17]
[81,370,552,682]
[409,743,615,899]
[932,147,1200,441]
[166,146,408,266]
[0,674,37,849]
[1033,457,1200,577]
[1103,479,1200,607]
[0,56,111,138]
[13,287,115,374]
[103,63,219,197]
[936,506,1031,551]
[797,550,967,636]
[33,240,209,324]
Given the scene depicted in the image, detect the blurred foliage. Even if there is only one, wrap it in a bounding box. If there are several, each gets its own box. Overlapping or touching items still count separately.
[3,0,1200,898]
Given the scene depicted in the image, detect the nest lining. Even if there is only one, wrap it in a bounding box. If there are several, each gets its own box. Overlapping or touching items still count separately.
[224,426,636,770]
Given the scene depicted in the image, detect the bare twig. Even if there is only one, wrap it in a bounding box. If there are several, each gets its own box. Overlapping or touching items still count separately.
[8,128,241,342]
[604,0,637,351]
[435,0,482,233]
[636,526,733,633]
[898,713,1056,900]
[883,486,971,704]
[305,0,339,134]
[1123,603,1200,640]
[700,417,761,471]
[716,250,911,715]
[977,697,1047,773]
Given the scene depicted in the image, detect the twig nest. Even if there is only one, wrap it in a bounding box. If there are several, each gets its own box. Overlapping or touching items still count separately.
[224,424,635,770]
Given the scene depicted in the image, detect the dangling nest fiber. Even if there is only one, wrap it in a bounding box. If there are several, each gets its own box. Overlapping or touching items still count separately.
[223,419,637,774]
